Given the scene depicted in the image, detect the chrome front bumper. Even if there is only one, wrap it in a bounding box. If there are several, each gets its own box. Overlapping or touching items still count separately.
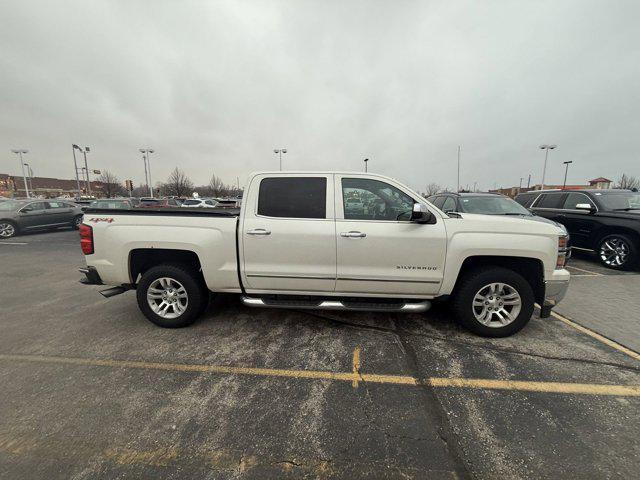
[540,270,570,317]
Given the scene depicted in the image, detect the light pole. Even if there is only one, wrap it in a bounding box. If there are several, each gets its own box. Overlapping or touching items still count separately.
[539,144,557,190]
[519,177,523,193]
[457,145,461,193]
[473,181,477,192]
[23,163,34,193]
[140,148,155,197]
[71,145,83,199]
[11,149,30,198]
[562,161,573,190]
[364,158,369,172]
[274,148,287,171]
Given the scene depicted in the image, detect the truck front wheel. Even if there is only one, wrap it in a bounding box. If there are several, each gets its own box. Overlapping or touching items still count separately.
[451,267,534,337]
[136,263,207,328]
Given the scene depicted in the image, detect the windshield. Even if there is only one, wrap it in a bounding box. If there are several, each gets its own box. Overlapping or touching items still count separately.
[0,200,22,211]
[459,196,532,215]
[92,200,129,209]
[593,191,640,210]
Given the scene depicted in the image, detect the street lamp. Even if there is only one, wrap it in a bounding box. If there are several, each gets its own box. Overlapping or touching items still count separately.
[11,149,30,198]
[71,145,83,199]
[562,161,573,190]
[538,144,557,190]
[139,148,155,197]
[364,158,369,172]
[274,148,287,171]
[23,162,34,193]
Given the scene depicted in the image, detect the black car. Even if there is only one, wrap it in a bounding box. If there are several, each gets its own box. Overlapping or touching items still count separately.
[426,192,568,231]
[515,189,640,270]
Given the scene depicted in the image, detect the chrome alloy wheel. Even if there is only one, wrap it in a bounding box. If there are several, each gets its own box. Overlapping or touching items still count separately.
[472,282,521,328]
[599,237,630,267]
[0,222,16,238]
[74,215,83,227]
[146,277,189,319]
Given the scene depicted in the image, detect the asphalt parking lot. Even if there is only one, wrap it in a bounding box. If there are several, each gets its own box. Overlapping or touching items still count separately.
[1,230,639,479]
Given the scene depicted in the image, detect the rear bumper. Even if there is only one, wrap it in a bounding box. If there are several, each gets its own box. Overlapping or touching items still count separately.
[79,266,103,285]
[540,269,570,317]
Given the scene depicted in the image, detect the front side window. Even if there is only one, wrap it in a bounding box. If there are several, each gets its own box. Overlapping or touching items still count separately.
[342,178,414,221]
[563,193,595,210]
[441,197,457,213]
[258,177,327,219]
[593,192,640,211]
[22,202,47,212]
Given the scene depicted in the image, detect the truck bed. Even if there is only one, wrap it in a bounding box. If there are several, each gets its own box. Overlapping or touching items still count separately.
[84,207,240,216]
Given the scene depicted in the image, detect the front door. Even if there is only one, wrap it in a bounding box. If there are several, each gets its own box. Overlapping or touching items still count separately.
[46,201,74,225]
[18,201,51,230]
[241,174,337,293]
[335,175,447,296]
[558,192,599,249]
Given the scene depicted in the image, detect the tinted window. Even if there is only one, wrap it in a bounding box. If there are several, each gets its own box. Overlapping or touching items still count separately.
[182,199,201,206]
[441,197,457,212]
[533,193,564,209]
[563,193,595,210]
[515,193,537,207]
[595,192,640,210]
[342,178,414,221]
[258,177,327,219]
[23,202,47,211]
[205,200,215,206]
[431,196,446,209]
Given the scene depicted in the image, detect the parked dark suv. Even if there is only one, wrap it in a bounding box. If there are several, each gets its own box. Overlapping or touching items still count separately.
[515,189,640,270]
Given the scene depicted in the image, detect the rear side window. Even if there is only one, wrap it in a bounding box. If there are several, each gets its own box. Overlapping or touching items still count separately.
[533,193,564,209]
[441,197,457,212]
[431,196,446,209]
[515,193,536,207]
[258,177,327,219]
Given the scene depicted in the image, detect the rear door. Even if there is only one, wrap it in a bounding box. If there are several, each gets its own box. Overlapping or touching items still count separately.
[46,201,73,225]
[240,174,336,293]
[334,175,446,296]
[530,192,567,223]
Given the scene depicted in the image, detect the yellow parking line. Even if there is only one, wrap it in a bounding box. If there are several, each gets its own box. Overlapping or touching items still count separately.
[1,353,639,397]
[352,346,361,388]
[550,310,640,362]
[566,264,602,276]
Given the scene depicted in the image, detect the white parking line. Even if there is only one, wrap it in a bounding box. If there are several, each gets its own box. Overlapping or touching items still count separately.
[0,242,28,245]
[566,265,602,276]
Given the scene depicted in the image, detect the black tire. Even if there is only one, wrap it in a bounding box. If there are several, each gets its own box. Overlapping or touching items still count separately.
[136,263,207,328]
[72,215,83,230]
[0,220,18,239]
[451,267,535,337]
[596,233,637,271]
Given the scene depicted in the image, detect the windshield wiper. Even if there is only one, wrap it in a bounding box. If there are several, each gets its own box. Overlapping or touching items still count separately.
[612,208,640,211]
[500,213,530,216]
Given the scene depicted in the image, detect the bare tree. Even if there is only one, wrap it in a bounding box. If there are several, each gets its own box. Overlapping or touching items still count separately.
[209,173,226,197]
[97,170,123,198]
[163,168,194,197]
[616,173,639,190]
[424,183,443,196]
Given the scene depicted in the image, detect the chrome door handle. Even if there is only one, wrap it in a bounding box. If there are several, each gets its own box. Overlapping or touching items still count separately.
[247,229,271,236]
[340,231,366,238]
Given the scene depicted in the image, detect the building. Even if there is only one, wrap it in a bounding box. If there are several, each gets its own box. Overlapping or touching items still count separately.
[489,177,614,198]
[0,173,106,198]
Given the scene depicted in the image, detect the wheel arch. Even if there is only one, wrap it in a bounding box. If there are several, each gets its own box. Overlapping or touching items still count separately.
[452,255,545,305]
[129,248,203,285]
[592,226,640,250]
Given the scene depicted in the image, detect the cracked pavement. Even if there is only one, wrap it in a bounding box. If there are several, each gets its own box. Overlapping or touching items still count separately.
[1,230,639,479]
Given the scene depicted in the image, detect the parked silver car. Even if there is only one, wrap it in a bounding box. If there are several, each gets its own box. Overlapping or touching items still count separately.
[0,199,84,238]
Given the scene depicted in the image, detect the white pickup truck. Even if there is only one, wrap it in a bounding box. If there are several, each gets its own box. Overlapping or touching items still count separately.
[79,172,570,337]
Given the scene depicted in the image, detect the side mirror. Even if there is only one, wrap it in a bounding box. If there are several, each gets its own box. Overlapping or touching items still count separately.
[410,203,435,224]
[575,203,595,212]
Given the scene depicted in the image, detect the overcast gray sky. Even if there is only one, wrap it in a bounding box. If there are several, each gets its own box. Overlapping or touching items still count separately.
[1,0,639,191]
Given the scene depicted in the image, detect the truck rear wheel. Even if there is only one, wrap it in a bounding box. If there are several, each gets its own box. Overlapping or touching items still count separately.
[451,267,534,337]
[136,263,207,328]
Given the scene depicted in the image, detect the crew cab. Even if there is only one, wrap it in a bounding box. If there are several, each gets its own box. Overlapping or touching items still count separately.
[79,172,570,337]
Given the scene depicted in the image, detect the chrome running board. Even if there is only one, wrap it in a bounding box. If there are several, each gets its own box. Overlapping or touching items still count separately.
[241,296,431,313]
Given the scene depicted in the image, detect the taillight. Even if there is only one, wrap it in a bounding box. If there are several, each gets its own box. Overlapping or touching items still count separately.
[79,224,94,255]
